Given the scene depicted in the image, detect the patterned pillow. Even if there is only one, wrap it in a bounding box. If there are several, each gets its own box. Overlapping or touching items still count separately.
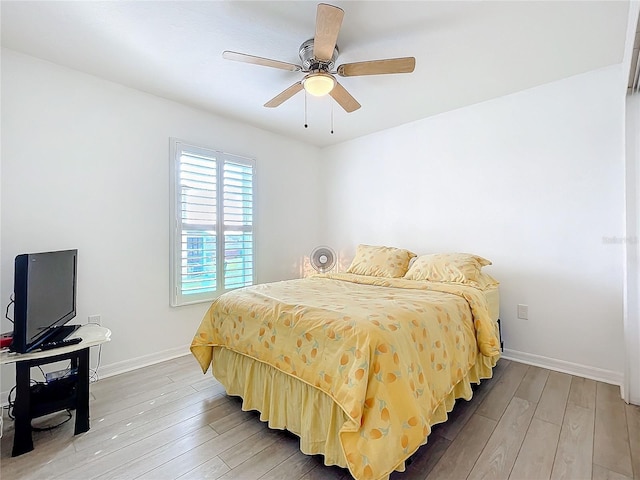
[346,244,417,278]
[476,271,500,290]
[404,253,492,286]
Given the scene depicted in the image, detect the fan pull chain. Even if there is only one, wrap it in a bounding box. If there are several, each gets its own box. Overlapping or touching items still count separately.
[304,91,308,128]
[330,100,334,134]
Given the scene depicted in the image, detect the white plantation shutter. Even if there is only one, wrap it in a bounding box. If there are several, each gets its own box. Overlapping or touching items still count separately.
[223,161,254,290]
[170,140,255,306]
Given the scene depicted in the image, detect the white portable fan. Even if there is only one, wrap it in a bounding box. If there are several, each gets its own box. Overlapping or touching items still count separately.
[310,246,337,273]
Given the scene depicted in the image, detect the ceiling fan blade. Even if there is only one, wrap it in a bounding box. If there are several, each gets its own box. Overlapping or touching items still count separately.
[264,82,304,108]
[337,57,416,77]
[329,82,361,113]
[223,51,301,72]
[314,4,344,61]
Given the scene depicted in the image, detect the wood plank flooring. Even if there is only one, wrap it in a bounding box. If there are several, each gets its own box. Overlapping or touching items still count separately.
[1,356,638,480]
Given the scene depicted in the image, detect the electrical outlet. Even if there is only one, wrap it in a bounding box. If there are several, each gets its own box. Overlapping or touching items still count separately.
[517,304,529,320]
[88,315,101,325]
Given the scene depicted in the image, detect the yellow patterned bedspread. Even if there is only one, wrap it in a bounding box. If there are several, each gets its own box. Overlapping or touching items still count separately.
[190,273,500,480]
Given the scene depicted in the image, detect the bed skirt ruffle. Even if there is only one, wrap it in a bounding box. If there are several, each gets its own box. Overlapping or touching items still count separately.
[211,346,498,477]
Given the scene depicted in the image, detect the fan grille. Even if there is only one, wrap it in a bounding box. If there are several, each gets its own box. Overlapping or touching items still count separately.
[310,246,337,273]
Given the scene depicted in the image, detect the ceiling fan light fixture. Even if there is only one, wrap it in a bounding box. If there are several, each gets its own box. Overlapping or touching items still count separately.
[303,72,336,96]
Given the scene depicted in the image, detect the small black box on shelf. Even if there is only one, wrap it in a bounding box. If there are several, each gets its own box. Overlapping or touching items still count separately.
[30,374,78,415]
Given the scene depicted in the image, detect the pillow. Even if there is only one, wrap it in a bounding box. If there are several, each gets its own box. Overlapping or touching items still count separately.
[346,244,417,278]
[476,272,500,290]
[404,252,492,286]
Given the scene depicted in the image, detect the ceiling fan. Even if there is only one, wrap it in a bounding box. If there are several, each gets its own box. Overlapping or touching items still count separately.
[222,3,416,113]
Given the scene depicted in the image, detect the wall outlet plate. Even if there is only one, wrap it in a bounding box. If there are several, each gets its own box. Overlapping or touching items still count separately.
[517,304,529,320]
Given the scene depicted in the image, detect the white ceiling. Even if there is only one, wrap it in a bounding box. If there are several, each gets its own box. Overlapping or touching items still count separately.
[0,1,631,147]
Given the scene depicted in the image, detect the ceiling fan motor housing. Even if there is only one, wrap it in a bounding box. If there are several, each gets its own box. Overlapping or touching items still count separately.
[299,38,339,71]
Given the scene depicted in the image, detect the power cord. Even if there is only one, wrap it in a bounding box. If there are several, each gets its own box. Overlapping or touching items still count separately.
[5,362,77,432]
[90,344,103,383]
[5,294,14,323]
[31,410,73,431]
[6,381,41,420]
[87,321,103,383]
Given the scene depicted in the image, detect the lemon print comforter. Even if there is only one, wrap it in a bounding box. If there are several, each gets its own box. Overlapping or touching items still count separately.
[191,273,500,480]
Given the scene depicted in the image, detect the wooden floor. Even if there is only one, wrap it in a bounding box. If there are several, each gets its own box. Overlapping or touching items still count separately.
[1,356,638,480]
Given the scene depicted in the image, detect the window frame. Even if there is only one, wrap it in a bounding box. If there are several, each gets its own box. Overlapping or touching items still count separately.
[169,138,256,307]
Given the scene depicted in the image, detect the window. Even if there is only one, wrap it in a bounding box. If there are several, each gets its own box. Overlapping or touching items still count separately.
[170,139,255,306]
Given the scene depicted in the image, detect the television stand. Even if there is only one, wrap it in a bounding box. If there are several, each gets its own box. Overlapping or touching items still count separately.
[0,324,111,456]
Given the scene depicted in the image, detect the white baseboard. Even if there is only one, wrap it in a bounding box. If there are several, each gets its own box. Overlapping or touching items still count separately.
[2,346,627,407]
[96,345,191,380]
[502,348,625,395]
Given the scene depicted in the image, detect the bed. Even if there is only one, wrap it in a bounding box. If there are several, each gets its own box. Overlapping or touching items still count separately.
[191,248,501,480]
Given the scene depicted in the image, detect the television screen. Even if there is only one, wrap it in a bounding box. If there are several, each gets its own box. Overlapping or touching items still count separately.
[11,249,78,353]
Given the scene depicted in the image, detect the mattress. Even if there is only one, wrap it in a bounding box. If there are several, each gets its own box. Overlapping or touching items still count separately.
[485,286,500,322]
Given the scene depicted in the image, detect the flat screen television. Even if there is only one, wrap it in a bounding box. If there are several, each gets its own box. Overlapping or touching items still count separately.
[11,249,78,353]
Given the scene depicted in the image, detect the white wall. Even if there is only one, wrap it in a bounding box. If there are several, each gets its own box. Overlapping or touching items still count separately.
[625,92,640,403]
[0,47,630,394]
[0,49,322,392]
[623,1,640,406]
[322,65,626,383]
